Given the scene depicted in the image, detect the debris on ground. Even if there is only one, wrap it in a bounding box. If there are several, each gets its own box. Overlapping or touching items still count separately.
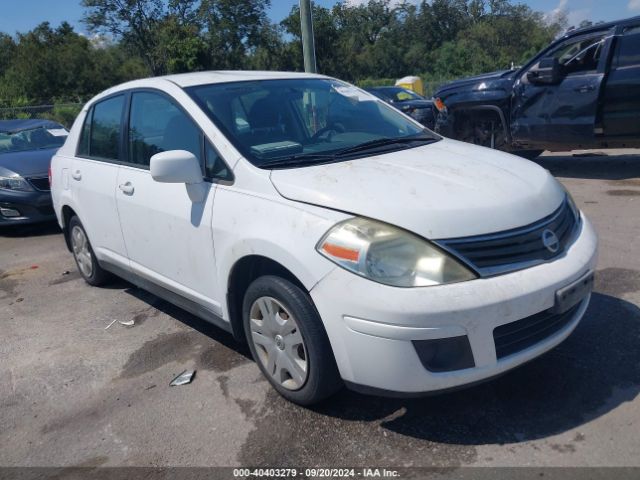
[104,319,117,330]
[118,319,135,327]
[62,271,70,275]
[170,370,195,386]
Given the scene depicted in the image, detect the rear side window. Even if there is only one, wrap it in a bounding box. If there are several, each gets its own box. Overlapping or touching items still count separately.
[128,91,202,167]
[77,110,92,156]
[89,95,124,160]
[614,26,640,68]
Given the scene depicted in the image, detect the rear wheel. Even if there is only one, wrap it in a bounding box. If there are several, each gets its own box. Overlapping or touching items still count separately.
[243,275,342,405]
[68,216,111,286]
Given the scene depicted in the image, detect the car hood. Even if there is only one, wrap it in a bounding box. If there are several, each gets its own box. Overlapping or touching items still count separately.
[269,139,564,239]
[434,69,516,98]
[0,147,57,177]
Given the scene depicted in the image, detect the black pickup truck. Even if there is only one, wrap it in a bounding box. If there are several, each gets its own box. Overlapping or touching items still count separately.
[433,16,640,159]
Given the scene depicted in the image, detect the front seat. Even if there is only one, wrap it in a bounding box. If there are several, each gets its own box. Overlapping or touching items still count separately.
[247,97,288,145]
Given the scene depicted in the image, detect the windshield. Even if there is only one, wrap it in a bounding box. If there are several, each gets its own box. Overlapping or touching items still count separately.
[0,126,68,154]
[187,78,439,168]
[374,87,423,102]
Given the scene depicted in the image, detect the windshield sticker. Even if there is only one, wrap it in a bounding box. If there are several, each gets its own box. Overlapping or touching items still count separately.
[47,128,68,137]
[332,85,373,102]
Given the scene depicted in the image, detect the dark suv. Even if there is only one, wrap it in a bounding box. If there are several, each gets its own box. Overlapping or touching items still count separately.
[0,119,67,226]
[433,15,640,158]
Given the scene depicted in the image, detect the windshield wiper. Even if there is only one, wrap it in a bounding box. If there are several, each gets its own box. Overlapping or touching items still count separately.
[258,153,338,169]
[334,135,437,156]
[258,135,438,169]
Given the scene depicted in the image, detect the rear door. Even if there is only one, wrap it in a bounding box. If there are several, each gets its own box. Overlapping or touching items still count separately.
[115,90,228,317]
[601,24,640,139]
[72,94,129,269]
[511,30,611,149]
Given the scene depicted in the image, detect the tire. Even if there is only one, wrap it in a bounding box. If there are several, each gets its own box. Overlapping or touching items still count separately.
[68,216,111,286]
[513,149,544,160]
[242,275,342,405]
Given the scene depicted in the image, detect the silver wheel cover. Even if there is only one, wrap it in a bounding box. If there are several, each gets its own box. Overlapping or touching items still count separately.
[71,225,93,278]
[249,296,308,390]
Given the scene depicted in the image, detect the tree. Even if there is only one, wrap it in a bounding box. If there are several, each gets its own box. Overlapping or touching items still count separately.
[0,0,570,108]
[0,22,147,106]
[0,33,16,77]
[199,0,272,69]
[82,0,170,75]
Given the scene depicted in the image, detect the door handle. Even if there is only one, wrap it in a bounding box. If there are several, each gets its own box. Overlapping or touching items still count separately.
[71,170,82,181]
[118,182,134,195]
[575,85,595,93]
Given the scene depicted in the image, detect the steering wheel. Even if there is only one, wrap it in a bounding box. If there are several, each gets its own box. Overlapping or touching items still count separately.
[311,122,346,142]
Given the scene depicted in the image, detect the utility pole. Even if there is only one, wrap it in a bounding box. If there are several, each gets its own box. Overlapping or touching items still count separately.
[299,0,317,73]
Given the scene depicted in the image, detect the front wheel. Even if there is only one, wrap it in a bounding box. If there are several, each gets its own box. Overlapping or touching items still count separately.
[243,275,342,405]
[68,216,111,286]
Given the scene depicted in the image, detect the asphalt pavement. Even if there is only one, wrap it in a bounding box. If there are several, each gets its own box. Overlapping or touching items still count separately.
[1,149,639,469]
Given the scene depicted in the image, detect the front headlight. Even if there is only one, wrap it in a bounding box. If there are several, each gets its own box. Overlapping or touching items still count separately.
[0,175,33,192]
[566,193,580,222]
[317,217,477,287]
[560,185,580,223]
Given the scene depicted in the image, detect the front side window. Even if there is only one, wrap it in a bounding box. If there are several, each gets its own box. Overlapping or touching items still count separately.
[205,141,232,181]
[128,91,202,167]
[89,95,124,160]
[187,79,438,169]
[549,34,606,75]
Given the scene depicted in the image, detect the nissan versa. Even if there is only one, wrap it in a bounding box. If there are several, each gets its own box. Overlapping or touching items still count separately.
[50,72,598,405]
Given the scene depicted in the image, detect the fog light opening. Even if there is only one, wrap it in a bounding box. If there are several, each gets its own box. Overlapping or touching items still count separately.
[412,335,475,373]
[0,207,21,218]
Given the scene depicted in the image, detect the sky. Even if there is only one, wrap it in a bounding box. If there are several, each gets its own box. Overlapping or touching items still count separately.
[0,0,636,36]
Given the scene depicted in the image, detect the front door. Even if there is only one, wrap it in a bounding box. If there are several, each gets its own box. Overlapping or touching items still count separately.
[115,90,222,316]
[511,30,611,149]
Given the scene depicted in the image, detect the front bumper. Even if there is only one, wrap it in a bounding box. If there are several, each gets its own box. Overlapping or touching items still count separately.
[310,214,598,395]
[0,189,56,226]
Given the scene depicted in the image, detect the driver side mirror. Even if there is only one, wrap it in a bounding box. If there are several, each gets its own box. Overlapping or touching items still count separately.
[150,150,202,184]
[527,57,562,85]
[150,150,206,203]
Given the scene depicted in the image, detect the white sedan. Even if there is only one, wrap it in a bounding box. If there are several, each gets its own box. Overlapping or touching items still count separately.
[51,71,597,405]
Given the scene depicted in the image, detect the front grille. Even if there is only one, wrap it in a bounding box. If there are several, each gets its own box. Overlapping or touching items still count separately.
[436,198,578,276]
[493,302,582,359]
[27,176,50,191]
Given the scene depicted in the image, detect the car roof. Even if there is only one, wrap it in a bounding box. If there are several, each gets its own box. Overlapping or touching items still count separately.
[88,70,332,106]
[163,70,329,87]
[0,119,64,134]
[563,14,640,39]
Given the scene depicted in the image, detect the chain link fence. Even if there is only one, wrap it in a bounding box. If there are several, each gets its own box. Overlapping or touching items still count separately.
[0,103,84,128]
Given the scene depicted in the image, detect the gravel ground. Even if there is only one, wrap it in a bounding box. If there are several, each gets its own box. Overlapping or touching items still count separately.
[1,149,639,470]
